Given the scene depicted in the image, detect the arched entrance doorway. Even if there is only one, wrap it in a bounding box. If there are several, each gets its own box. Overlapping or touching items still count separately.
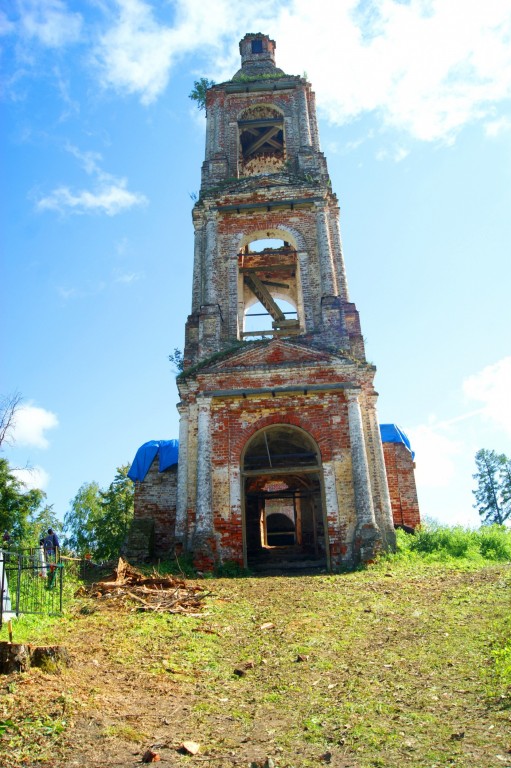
[242,425,329,571]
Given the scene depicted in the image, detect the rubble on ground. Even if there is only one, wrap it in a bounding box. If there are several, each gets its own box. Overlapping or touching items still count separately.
[75,557,209,614]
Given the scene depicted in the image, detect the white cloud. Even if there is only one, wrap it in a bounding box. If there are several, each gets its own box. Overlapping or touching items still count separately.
[12,404,58,449]
[272,0,511,143]
[484,116,511,137]
[114,271,144,284]
[92,0,283,104]
[407,423,462,489]
[376,145,410,162]
[407,358,511,525]
[115,237,129,256]
[35,143,148,216]
[93,0,176,105]
[0,10,15,36]
[65,144,103,176]
[12,465,50,491]
[56,285,77,300]
[463,356,511,438]
[37,180,147,216]
[56,280,106,299]
[6,1,511,143]
[18,0,83,48]
[54,67,80,121]
[91,0,511,143]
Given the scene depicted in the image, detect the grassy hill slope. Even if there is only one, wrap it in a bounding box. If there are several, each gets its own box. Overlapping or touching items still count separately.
[1,535,510,767]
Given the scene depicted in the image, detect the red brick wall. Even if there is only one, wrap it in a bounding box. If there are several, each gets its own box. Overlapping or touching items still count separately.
[132,458,177,558]
[205,387,356,567]
[382,442,421,529]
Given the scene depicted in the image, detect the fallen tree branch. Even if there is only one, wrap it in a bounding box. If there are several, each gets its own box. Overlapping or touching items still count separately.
[77,558,209,615]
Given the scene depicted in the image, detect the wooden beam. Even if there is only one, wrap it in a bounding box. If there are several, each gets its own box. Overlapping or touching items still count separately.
[264,136,284,150]
[240,328,301,337]
[272,319,299,329]
[243,248,296,257]
[261,280,290,288]
[244,126,280,156]
[238,118,283,127]
[240,265,296,274]
[218,197,319,212]
[244,275,286,321]
[242,465,320,477]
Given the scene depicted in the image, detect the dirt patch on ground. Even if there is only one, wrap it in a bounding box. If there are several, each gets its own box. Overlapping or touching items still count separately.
[1,564,510,768]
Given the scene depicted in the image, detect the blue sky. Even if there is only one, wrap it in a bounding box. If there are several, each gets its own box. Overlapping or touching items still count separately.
[2,0,511,528]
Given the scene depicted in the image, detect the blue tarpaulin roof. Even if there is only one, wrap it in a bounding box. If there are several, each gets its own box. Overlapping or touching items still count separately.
[128,439,179,483]
[379,424,415,459]
[129,424,414,483]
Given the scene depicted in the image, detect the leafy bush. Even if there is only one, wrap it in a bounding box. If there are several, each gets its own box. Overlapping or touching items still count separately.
[477,525,511,560]
[393,523,511,563]
[189,78,215,110]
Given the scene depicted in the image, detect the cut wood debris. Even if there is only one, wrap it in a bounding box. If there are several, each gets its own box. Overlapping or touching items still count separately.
[76,558,209,614]
[181,741,200,755]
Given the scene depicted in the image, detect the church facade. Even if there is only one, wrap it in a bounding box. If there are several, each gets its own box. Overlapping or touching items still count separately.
[127,34,420,571]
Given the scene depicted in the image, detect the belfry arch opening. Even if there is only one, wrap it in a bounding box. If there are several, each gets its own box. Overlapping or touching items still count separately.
[238,236,302,339]
[242,425,329,571]
[238,105,285,177]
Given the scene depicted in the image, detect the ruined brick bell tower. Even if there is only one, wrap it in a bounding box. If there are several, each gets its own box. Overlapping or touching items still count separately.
[172,33,398,571]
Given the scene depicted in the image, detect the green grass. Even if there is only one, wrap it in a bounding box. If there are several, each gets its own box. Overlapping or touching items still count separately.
[0,525,510,767]
[384,523,511,565]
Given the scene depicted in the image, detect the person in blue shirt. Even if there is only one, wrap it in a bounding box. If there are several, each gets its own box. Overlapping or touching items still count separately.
[43,528,60,560]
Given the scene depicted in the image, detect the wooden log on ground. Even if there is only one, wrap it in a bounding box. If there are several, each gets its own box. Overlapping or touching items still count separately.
[0,642,31,673]
[0,642,71,673]
[31,645,71,670]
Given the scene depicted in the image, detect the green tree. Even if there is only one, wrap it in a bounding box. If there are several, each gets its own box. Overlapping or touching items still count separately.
[472,449,510,525]
[0,393,61,548]
[499,456,511,517]
[189,77,215,110]
[96,464,134,560]
[168,347,184,373]
[63,481,102,556]
[64,465,134,560]
[27,503,62,548]
[0,457,46,544]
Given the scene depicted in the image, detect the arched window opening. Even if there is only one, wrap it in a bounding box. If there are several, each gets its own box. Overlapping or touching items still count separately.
[247,238,284,252]
[238,238,301,339]
[238,105,285,177]
[243,426,319,472]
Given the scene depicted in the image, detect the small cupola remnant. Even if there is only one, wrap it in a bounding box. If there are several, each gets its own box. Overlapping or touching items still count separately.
[234,33,285,79]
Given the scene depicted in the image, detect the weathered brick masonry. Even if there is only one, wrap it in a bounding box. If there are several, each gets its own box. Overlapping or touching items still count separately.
[126,460,177,560]
[383,442,421,530]
[128,34,420,569]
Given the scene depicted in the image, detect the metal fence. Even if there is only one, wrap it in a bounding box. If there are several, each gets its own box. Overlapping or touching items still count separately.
[0,547,64,629]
